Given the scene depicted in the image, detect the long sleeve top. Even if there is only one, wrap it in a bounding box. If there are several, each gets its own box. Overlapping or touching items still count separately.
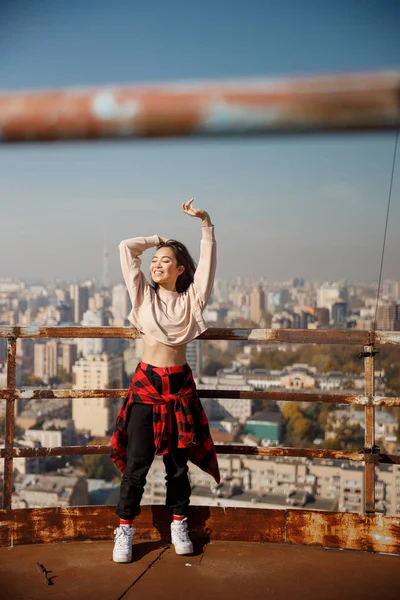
[118,226,216,346]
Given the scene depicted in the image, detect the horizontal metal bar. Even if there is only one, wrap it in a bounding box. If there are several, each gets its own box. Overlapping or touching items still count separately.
[0,325,388,345]
[0,445,110,458]
[372,396,400,406]
[3,444,396,462]
[373,331,400,345]
[2,387,400,406]
[0,326,140,339]
[216,445,372,461]
[0,70,399,142]
[206,328,371,344]
[0,389,128,400]
[0,387,371,405]
[200,390,367,405]
[0,325,397,345]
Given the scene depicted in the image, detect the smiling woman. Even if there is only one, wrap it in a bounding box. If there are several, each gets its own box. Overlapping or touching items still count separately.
[150,239,196,294]
[109,199,219,564]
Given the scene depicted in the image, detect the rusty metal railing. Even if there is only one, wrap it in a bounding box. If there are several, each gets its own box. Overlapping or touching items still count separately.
[1,325,400,514]
[0,70,399,142]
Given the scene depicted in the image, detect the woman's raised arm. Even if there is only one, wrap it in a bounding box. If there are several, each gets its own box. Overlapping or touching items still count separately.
[182,199,217,308]
[118,235,161,308]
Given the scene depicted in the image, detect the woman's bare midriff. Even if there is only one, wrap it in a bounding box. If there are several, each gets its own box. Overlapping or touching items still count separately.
[141,336,187,367]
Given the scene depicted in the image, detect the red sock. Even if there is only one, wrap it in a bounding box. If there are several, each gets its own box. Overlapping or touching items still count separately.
[120,519,133,526]
[172,515,185,521]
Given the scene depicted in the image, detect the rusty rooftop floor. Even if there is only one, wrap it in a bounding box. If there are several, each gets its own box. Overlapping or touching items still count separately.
[1,538,400,600]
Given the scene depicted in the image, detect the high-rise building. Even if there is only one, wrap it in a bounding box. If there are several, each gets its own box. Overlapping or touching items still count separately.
[317,282,348,318]
[214,279,230,303]
[331,301,348,325]
[314,307,330,326]
[34,340,59,383]
[376,302,400,331]
[69,284,89,324]
[59,342,78,373]
[56,301,73,323]
[186,340,203,378]
[93,292,106,310]
[292,278,305,288]
[55,289,71,304]
[72,353,123,437]
[112,284,130,326]
[250,286,265,325]
[79,309,106,356]
[123,341,139,380]
[267,290,290,313]
[382,280,400,302]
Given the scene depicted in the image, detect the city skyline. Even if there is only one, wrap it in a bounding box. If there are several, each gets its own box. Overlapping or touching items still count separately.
[1,1,400,282]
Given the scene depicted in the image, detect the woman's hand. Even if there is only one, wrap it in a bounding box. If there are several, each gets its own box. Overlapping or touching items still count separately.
[182,199,211,226]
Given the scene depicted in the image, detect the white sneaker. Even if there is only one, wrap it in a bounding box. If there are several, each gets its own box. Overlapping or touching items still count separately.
[113,525,134,563]
[171,518,193,555]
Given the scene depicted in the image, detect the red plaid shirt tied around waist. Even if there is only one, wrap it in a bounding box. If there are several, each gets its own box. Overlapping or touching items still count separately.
[110,364,220,484]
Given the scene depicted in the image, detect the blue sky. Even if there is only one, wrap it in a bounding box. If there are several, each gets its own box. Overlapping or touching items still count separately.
[1,0,399,283]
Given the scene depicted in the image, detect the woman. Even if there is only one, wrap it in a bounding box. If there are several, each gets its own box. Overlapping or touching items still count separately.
[110,199,220,563]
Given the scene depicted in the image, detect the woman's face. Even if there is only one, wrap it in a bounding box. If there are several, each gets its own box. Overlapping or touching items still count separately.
[151,246,184,289]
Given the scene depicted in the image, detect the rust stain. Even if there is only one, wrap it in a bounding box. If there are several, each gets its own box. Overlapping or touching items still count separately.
[286,510,400,554]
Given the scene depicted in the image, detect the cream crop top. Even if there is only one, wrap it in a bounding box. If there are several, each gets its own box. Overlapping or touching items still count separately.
[118,226,216,346]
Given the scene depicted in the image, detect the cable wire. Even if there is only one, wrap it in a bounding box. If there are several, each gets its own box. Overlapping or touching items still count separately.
[373,128,399,332]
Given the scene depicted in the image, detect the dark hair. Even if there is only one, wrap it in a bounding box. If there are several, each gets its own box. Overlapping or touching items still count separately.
[151,240,197,293]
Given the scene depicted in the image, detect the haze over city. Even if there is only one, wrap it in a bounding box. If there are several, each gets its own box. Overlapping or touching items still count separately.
[1,0,400,283]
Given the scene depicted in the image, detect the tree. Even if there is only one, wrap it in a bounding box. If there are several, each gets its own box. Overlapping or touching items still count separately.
[281,403,302,421]
[48,367,73,386]
[82,454,120,481]
[281,403,314,447]
[20,372,46,386]
[293,417,312,439]
[324,415,364,451]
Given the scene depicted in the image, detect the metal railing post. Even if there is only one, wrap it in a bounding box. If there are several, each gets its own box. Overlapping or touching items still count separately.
[3,336,17,510]
[364,345,376,514]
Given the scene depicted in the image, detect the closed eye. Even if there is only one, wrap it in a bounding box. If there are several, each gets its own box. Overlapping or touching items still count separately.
[152,256,172,261]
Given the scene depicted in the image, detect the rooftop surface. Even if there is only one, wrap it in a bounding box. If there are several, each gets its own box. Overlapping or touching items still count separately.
[1,538,400,600]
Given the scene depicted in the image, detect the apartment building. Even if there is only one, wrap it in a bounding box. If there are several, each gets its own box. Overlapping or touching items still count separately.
[140,455,400,515]
[72,353,123,437]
